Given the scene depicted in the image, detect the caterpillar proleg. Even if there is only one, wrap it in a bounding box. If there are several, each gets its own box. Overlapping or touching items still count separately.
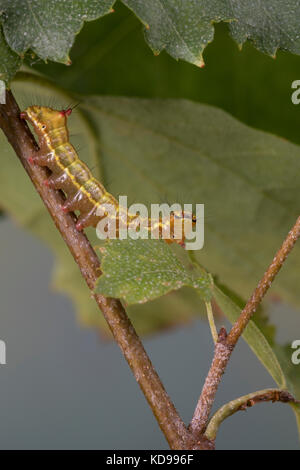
[20,106,196,245]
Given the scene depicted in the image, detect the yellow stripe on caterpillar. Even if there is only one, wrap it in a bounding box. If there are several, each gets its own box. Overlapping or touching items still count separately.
[20,105,195,245]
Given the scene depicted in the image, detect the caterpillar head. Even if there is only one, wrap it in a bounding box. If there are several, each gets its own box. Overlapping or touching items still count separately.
[20,106,72,133]
[20,106,73,148]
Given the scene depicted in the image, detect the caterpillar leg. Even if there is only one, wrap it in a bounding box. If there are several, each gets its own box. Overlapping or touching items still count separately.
[28,151,56,169]
[44,171,71,190]
[75,208,98,231]
[61,188,92,212]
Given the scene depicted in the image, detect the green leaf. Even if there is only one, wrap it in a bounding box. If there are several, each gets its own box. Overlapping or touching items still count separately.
[122,1,300,66]
[229,1,300,57]
[0,75,209,335]
[122,0,233,67]
[31,6,300,149]
[213,285,286,388]
[214,285,300,438]
[0,0,115,63]
[95,239,210,304]
[0,77,106,331]
[215,281,276,345]
[277,348,300,438]
[293,405,300,441]
[127,286,207,336]
[79,94,300,309]
[2,74,300,336]
[273,343,300,400]
[0,26,21,84]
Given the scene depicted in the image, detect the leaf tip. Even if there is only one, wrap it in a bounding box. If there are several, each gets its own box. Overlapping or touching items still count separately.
[194,57,205,68]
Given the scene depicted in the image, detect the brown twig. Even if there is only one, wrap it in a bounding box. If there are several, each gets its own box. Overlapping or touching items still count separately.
[0,90,211,450]
[2,88,299,450]
[205,388,299,441]
[227,215,300,347]
[190,215,300,437]
[189,327,232,436]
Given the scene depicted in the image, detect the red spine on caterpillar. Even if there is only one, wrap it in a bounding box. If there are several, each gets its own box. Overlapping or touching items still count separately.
[59,108,72,117]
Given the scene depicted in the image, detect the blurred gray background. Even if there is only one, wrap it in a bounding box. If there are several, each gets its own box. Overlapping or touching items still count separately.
[0,217,299,449]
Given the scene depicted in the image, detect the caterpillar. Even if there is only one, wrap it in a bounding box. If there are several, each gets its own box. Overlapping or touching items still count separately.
[20,105,196,245]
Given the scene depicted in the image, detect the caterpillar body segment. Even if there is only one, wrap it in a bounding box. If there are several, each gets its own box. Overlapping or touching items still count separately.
[21,105,195,245]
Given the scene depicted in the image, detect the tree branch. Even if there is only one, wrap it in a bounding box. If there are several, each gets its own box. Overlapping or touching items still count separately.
[3,88,297,450]
[227,215,300,347]
[205,388,299,441]
[189,215,300,437]
[0,90,212,450]
[189,327,232,436]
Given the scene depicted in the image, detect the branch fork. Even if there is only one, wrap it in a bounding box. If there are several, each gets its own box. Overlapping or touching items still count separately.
[1,90,299,450]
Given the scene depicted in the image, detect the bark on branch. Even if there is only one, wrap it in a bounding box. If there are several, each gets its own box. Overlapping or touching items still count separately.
[190,215,300,437]
[2,88,299,450]
[205,388,299,441]
[0,90,211,450]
